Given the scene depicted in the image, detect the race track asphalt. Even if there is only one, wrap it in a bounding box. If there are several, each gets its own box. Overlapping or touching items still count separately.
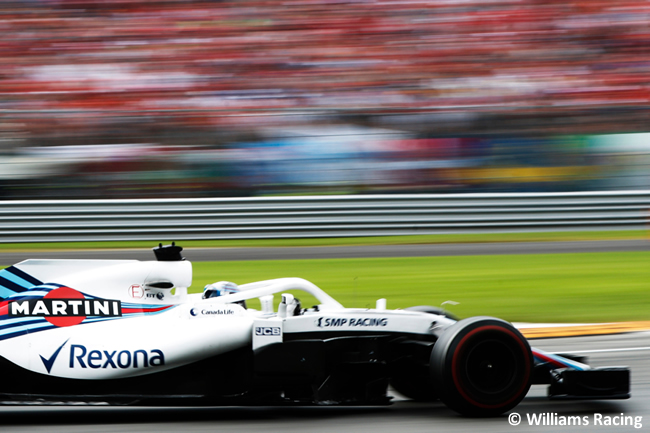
[1,239,649,263]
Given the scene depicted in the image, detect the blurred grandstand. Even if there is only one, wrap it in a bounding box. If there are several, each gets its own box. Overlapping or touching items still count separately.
[1,0,649,198]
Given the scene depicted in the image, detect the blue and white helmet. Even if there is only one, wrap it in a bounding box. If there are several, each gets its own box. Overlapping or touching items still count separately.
[203,281,239,299]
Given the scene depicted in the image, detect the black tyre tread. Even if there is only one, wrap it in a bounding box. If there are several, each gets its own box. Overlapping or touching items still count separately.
[431,316,532,417]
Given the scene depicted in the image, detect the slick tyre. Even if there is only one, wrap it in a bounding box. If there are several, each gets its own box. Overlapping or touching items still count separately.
[431,316,532,417]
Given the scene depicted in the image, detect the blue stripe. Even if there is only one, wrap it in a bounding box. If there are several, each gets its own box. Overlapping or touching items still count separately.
[0,276,29,296]
[0,296,177,342]
[38,284,64,290]
[0,290,53,305]
[0,325,54,342]
[0,286,14,299]
[0,317,46,332]
[0,268,39,290]
[533,354,588,372]
[4,266,42,286]
[0,320,54,339]
[5,290,52,299]
[82,316,122,324]
[0,330,29,341]
[121,302,174,309]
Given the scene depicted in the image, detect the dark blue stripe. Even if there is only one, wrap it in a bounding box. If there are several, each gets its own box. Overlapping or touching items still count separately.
[0,319,53,342]
[0,276,29,294]
[0,317,46,330]
[5,266,42,286]
[0,330,28,342]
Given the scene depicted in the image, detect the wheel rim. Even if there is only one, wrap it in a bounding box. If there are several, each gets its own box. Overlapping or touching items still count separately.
[464,338,517,395]
[450,326,531,409]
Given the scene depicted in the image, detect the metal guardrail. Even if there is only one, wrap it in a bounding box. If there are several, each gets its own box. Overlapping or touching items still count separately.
[0,192,649,243]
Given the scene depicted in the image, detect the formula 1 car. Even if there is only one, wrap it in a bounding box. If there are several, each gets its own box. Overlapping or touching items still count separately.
[0,244,630,416]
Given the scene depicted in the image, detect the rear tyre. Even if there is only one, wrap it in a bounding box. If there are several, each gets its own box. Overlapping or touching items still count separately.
[431,316,532,417]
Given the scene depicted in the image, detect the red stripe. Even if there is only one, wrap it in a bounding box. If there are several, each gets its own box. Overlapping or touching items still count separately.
[532,350,566,368]
[122,305,173,314]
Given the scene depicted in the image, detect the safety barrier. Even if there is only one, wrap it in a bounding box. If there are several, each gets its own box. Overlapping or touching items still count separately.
[0,191,649,242]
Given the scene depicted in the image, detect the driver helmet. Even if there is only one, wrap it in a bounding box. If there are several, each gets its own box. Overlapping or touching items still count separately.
[203,281,239,299]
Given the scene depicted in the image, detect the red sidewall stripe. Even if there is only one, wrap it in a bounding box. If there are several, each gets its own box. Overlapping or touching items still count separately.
[450,324,531,410]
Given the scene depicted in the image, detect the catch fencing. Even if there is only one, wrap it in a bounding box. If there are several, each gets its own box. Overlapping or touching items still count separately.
[0,191,649,243]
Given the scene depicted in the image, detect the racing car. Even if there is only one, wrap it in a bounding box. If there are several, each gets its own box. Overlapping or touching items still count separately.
[0,244,630,416]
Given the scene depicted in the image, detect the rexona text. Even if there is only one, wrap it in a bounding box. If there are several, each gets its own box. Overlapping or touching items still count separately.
[69,345,164,369]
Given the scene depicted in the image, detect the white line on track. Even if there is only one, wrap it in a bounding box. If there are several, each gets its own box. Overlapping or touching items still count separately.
[553,346,650,354]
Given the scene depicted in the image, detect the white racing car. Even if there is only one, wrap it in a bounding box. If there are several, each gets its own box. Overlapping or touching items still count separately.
[0,244,630,416]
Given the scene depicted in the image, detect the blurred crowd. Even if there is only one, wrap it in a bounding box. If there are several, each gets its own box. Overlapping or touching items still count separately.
[1,0,650,198]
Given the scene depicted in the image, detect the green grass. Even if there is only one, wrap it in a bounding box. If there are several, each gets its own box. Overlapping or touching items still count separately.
[3,233,648,324]
[191,252,650,324]
[0,230,647,251]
